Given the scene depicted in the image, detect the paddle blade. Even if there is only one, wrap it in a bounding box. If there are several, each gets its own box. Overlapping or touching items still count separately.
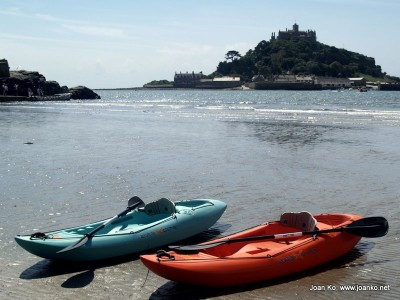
[128,196,144,208]
[57,235,88,253]
[345,216,389,238]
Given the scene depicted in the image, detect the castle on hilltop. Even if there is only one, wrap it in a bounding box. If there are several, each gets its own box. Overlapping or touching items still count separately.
[271,23,316,42]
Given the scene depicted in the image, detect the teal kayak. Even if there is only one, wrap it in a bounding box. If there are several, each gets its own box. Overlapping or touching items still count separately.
[15,198,227,261]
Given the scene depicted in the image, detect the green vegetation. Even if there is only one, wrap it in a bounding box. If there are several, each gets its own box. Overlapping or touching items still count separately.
[216,39,398,82]
[144,80,173,86]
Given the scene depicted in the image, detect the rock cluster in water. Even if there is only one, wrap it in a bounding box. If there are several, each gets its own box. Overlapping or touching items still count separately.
[0,59,100,99]
[69,86,100,99]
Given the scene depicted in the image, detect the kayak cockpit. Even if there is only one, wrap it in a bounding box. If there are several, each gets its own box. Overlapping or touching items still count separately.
[201,211,318,258]
[200,212,358,258]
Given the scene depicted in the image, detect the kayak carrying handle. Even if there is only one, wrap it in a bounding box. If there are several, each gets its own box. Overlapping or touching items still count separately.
[156,250,175,261]
[30,232,48,240]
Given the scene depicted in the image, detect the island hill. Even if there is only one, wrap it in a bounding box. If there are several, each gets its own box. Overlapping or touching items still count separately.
[0,59,100,101]
[145,23,400,91]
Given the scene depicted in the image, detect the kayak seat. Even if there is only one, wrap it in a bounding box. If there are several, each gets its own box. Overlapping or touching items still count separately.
[280,211,317,231]
[143,198,176,216]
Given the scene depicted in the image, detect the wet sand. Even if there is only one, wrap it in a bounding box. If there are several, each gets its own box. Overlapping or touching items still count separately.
[3,239,397,300]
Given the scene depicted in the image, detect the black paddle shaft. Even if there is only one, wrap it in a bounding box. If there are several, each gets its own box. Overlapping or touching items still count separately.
[57,196,144,253]
[170,216,389,251]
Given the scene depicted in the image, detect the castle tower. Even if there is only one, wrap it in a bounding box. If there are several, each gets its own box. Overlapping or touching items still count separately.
[293,23,299,32]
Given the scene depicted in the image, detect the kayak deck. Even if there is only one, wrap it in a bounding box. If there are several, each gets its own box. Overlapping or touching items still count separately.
[199,213,354,258]
[140,213,363,286]
[46,199,220,237]
[15,198,227,261]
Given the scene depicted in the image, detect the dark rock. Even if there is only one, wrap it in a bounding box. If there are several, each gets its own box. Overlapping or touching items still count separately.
[42,80,64,95]
[69,86,101,99]
[60,85,69,93]
[2,59,99,99]
[9,70,45,82]
[3,70,50,97]
[0,59,10,77]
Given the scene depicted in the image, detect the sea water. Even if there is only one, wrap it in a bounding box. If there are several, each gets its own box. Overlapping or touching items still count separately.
[0,89,399,299]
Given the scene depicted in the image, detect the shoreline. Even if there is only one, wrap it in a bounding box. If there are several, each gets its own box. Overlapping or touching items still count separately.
[1,86,399,102]
[0,94,71,102]
[0,95,30,102]
[93,86,250,91]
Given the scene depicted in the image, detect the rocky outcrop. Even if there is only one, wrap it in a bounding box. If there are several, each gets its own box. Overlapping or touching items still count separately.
[68,86,100,99]
[1,64,99,99]
[2,70,57,97]
[0,59,10,77]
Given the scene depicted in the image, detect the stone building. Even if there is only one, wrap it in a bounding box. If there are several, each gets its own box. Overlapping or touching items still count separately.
[315,76,351,89]
[173,71,204,88]
[173,72,241,89]
[271,23,317,42]
[272,74,314,84]
[197,76,241,89]
[348,77,366,87]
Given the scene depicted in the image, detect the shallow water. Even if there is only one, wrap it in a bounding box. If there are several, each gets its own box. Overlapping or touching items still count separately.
[0,89,399,299]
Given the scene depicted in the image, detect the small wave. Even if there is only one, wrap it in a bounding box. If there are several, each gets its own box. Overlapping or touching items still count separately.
[195,105,226,110]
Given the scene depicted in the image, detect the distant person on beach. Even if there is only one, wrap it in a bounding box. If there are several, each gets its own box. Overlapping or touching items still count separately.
[28,87,33,97]
[37,87,44,96]
[14,84,19,96]
[2,83,8,96]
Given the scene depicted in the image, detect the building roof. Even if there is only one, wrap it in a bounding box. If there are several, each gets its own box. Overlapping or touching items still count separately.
[174,71,203,79]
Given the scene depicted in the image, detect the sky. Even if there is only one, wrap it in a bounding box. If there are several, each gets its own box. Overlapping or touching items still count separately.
[1,0,399,89]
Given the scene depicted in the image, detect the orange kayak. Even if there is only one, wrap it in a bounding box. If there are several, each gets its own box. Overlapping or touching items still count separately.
[140,213,364,286]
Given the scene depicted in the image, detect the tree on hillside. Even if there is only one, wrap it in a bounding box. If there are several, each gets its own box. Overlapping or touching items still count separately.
[225,50,241,62]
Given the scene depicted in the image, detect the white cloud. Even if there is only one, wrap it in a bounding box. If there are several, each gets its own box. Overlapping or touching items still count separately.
[0,32,75,44]
[157,42,215,56]
[0,6,24,16]
[61,24,126,38]
[35,13,69,23]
